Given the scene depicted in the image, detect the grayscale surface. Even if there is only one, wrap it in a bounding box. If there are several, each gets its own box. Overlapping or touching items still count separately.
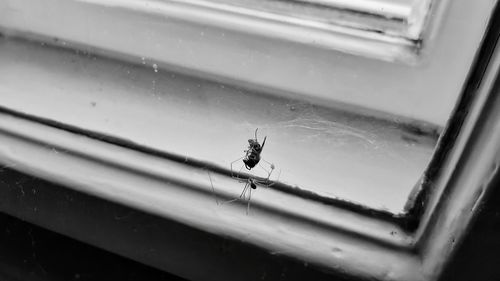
[0,37,437,213]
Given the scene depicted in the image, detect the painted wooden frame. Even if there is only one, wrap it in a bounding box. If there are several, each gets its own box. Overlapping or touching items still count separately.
[0,0,496,125]
[0,1,499,280]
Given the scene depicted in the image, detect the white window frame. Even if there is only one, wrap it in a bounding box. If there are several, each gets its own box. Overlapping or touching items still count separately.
[0,0,496,125]
[0,1,499,280]
[0,43,499,279]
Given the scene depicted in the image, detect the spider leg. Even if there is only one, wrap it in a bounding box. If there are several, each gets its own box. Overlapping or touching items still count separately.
[220,181,249,205]
[266,169,281,187]
[240,181,249,199]
[207,171,220,205]
[230,156,245,180]
[246,187,252,215]
[237,179,248,184]
[231,164,246,183]
[221,198,239,205]
[261,159,275,171]
[260,163,276,181]
[258,163,270,176]
[253,168,280,188]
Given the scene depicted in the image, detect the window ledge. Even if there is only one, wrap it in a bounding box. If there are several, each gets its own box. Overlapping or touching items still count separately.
[0,33,499,279]
[0,2,499,281]
[0,36,437,214]
[0,110,423,281]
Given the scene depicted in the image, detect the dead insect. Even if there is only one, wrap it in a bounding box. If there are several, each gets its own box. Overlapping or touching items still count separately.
[231,128,271,176]
[243,128,266,170]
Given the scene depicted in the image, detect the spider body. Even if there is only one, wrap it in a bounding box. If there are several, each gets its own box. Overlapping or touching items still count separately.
[249,179,257,189]
[226,174,273,214]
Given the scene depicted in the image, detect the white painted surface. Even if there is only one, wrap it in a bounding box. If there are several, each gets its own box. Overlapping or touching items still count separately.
[0,0,495,125]
[294,0,413,19]
[414,30,500,280]
[0,38,435,213]
[0,112,425,281]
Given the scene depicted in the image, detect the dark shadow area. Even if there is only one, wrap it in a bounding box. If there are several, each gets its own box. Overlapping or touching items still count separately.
[440,176,500,280]
[0,167,355,281]
[0,211,187,281]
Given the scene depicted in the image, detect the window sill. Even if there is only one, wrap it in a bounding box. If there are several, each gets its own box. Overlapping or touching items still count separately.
[0,36,437,214]
[0,110,422,280]
[0,2,499,280]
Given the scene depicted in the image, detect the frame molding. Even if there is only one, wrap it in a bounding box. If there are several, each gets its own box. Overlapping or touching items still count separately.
[0,20,499,278]
[0,0,496,125]
[0,1,500,280]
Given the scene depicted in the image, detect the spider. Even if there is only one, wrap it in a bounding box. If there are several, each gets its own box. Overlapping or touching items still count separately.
[207,128,278,214]
[208,165,277,214]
